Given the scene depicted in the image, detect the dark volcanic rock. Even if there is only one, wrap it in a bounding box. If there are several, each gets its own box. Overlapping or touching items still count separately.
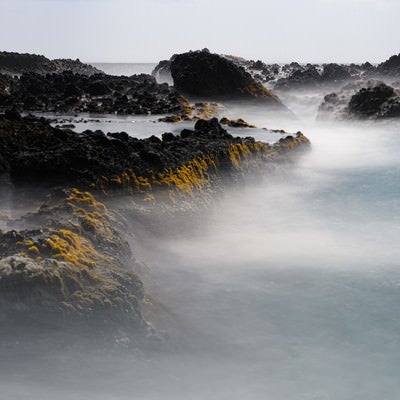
[274,66,322,90]
[376,53,400,77]
[0,71,188,115]
[0,51,102,76]
[318,80,400,120]
[321,63,352,83]
[0,189,147,340]
[0,113,309,187]
[348,82,400,118]
[220,117,256,128]
[169,50,282,105]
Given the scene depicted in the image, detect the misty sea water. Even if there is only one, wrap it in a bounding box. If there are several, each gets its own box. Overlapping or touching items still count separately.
[2,64,400,400]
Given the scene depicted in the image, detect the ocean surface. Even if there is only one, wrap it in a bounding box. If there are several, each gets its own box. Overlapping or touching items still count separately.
[2,64,400,400]
[91,62,157,76]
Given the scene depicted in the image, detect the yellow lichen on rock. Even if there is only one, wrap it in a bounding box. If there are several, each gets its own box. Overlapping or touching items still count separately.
[67,188,112,237]
[45,229,99,270]
[153,155,217,200]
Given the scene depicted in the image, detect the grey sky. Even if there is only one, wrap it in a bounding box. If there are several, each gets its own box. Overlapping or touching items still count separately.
[0,0,398,63]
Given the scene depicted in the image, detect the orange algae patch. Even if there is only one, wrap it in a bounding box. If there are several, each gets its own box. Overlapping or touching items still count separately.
[67,188,112,237]
[154,155,217,200]
[88,136,300,202]
[45,229,99,270]
[228,142,267,169]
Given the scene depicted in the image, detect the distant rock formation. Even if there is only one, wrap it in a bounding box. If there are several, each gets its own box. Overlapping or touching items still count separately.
[317,80,400,120]
[348,82,400,119]
[376,53,400,77]
[274,66,322,90]
[0,51,102,76]
[321,63,352,83]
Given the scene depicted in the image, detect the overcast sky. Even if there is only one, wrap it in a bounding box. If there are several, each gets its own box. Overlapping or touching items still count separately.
[0,0,398,63]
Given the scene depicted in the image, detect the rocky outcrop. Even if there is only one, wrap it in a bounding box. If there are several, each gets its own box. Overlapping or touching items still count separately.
[0,71,188,114]
[274,63,354,91]
[348,83,400,119]
[317,80,400,120]
[0,51,102,76]
[169,50,283,106]
[0,112,310,189]
[321,63,352,83]
[0,187,149,343]
[376,53,400,77]
[274,66,322,90]
[219,117,256,128]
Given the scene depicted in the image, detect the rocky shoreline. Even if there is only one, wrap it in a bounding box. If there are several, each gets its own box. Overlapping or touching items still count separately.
[2,46,399,345]
[3,49,400,121]
[0,110,310,343]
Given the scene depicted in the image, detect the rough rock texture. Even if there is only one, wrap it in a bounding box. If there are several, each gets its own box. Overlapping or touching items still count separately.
[0,188,147,340]
[0,51,102,76]
[169,50,283,105]
[0,112,309,188]
[348,83,400,119]
[376,53,400,77]
[220,117,256,128]
[317,81,400,120]
[321,63,352,83]
[274,66,322,90]
[0,71,188,114]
